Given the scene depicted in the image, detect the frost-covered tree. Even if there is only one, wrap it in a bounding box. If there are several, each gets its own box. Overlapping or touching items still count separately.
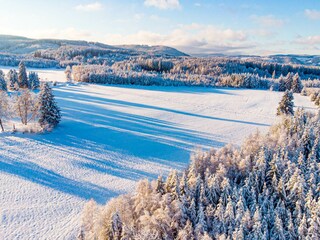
[292,73,303,93]
[0,91,9,131]
[6,69,19,90]
[277,90,294,116]
[18,61,28,88]
[65,65,72,82]
[28,72,40,90]
[14,89,36,125]
[37,82,61,128]
[0,72,7,91]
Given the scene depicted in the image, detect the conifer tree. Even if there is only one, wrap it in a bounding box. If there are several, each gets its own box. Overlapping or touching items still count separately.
[292,73,303,93]
[6,69,19,90]
[18,61,28,88]
[0,74,7,91]
[277,90,294,116]
[37,82,61,128]
[28,72,40,90]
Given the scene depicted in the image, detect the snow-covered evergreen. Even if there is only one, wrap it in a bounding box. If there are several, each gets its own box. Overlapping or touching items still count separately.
[277,90,294,116]
[18,61,28,88]
[0,70,7,91]
[37,82,61,128]
[28,72,40,90]
[6,69,19,90]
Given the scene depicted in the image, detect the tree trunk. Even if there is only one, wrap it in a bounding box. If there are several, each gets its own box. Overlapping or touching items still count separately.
[0,119,4,132]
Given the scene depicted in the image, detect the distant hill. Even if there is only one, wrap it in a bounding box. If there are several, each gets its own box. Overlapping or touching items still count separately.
[0,35,188,57]
[116,44,188,57]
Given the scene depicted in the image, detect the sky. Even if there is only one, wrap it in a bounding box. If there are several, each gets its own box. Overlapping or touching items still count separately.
[0,0,319,55]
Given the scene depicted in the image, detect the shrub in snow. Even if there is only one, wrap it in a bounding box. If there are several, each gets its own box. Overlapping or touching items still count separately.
[79,109,320,239]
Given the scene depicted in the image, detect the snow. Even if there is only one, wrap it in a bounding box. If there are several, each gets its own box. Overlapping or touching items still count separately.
[0,76,317,239]
[1,66,65,83]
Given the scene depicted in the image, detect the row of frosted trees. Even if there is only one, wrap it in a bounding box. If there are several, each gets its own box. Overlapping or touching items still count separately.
[70,59,306,92]
[79,109,320,239]
[0,62,40,91]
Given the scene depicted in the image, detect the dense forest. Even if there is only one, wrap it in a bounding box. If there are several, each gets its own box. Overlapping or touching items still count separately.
[71,57,316,92]
[79,109,320,239]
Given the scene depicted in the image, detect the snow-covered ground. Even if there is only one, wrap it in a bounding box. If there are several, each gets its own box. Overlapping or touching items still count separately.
[0,79,317,239]
[0,66,65,83]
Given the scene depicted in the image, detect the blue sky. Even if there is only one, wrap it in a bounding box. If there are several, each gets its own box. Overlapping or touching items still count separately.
[0,0,319,55]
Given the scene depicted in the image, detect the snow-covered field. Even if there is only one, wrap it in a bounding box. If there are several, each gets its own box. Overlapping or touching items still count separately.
[0,76,317,239]
[0,66,65,83]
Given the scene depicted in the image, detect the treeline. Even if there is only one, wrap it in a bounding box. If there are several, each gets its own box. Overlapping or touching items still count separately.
[71,64,305,92]
[0,62,40,91]
[0,53,59,68]
[79,109,320,239]
[34,45,135,67]
[169,57,320,80]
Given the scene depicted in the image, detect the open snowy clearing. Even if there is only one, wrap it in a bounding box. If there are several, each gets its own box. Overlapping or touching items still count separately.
[0,82,317,239]
[1,66,65,83]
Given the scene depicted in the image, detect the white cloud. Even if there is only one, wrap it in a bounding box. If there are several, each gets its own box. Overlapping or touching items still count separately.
[251,15,285,27]
[75,2,103,12]
[305,9,320,20]
[144,0,181,10]
[12,28,93,41]
[295,35,320,45]
[105,24,252,54]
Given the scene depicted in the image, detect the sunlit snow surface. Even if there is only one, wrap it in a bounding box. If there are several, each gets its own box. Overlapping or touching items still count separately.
[0,69,317,239]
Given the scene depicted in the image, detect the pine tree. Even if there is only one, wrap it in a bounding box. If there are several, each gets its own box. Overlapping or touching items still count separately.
[37,82,61,128]
[277,90,294,116]
[278,75,286,91]
[28,72,40,90]
[285,73,293,91]
[6,69,18,90]
[0,74,7,91]
[18,61,28,88]
[292,73,303,93]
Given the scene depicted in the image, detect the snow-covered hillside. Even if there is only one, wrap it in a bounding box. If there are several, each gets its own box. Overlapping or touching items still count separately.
[0,81,317,239]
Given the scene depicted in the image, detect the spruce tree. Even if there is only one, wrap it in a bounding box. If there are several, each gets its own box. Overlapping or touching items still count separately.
[6,69,19,90]
[28,72,40,90]
[18,61,28,88]
[292,73,303,93]
[37,82,61,128]
[0,74,7,91]
[277,90,294,116]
